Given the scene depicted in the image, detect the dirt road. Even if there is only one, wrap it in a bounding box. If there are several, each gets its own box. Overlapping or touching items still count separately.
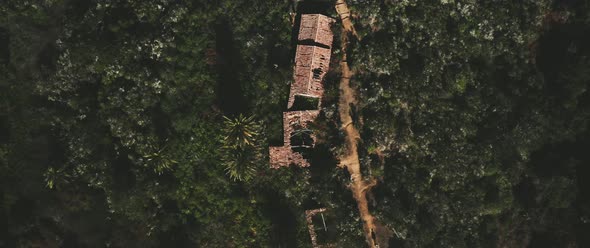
[334,1,383,247]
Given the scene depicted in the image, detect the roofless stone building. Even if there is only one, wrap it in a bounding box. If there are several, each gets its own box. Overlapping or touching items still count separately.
[269,110,320,168]
[269,14,334,168]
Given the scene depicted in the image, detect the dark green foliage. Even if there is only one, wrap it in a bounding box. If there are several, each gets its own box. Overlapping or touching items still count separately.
[0,0,295,246]
[221,114,262,181]
[349,0,590,247]
[291,95,321,110]
[1,0,590,247]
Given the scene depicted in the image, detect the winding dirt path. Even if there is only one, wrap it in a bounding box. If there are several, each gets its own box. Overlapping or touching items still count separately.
[334,1,384,247]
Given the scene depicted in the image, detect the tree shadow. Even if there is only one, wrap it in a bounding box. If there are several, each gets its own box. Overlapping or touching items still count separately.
[214,19,247,116]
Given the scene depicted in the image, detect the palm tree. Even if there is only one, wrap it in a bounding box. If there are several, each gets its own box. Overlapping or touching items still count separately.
[221,149,258,182]
[44,167,69,189]
[222,114,259,148]
[142,140,178,175]
[221,114,261,181]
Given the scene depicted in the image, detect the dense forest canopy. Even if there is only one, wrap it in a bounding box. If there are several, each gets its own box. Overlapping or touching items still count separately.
[1,0,589,247]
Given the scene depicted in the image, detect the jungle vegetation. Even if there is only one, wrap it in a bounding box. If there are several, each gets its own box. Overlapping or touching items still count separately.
[1,0,589,247]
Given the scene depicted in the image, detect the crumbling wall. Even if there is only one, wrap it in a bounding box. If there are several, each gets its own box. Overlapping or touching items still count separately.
[305,208,335,248]
[283,110,320,145]
[269,110,319,168]
[269,146,309,168]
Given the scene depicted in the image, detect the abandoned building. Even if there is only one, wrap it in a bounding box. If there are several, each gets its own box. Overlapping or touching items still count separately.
[306,208,328,247]
[289,45,331,109]
[288,14,334,109]
[298,14,334,48]
[269,14,334,168]
[269,110,319,168]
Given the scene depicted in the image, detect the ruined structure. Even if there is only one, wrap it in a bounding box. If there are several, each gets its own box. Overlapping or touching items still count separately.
[289,45,331,109]
[298,14,334,47]
[269,110,319,168]
[269,14,334,168]
[305,208,336,248]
